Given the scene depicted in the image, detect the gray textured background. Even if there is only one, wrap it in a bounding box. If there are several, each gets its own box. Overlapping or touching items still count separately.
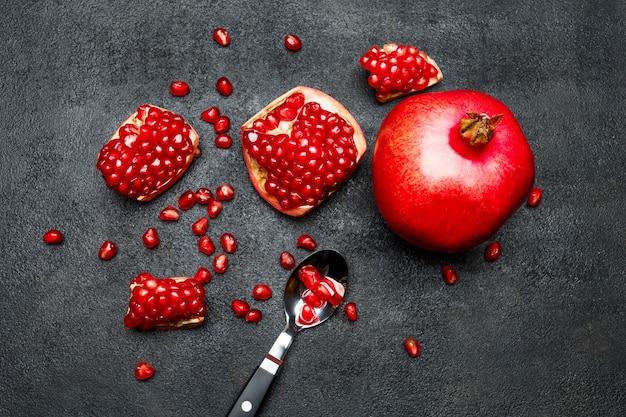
[1,1,624,416]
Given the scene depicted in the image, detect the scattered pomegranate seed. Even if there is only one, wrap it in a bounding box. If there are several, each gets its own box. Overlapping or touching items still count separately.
[213,254,228,274]
[216,183,235,201]
[169,81,190,97]
[212,27,231,47]
[284,34,302,51]
[200,106,221,124]
[297,234,317,251]
[528,187,543,207]
[178,189,196,211]
[193,266,212,284]
[442,265,459,285]
[344,302,358,321]
[280,251,296,269]
[216,77,233,96]
[484,241,502,262]
[207,200,223,218]
[142,228,159,249]
[214,115,231,133]
[219,232,237,253]
[191,217,209,235]
[134,361,155,381]
[252,284,273,300]
[43,229,64,244]
[215,133,232,149]
[198,235,216,256]
[98,240,118,260]
[404,338,422,358]
[159,206,180,221]
[195,187,214,205]
[232,299,250,317]
[245,309,263,323]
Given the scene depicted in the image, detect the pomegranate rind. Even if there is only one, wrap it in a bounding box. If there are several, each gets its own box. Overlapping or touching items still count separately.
[241,86,367,217]
[97,104,200,202]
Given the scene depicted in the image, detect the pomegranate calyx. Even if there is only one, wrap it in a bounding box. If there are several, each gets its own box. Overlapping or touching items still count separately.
[459,112,504,147]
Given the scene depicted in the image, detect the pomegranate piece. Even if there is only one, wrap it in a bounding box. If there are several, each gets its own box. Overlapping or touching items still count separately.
[124,272,207,330]
[201,106,221,124]
[159,205,180,221]
[213,254,228,274]
[215,133,233,149]
[212,27,231,47]
[198,235,216,256]
[298,303,318,325]
[43,229,64,244]
[442,265,459,285]
[298,264,322,290]
[344,302,358,321]
[134,361,155,380]
[360,43,443,103]
[98,240,118,260]
[528,187,543,207]
[241,86,367,216]
[302,289,324,308]
[245,308,263,323]
[191,217,209,235]
[207,200,223,218]
[193,266,212,284]
[484,241,502,262]
[195,187,214,205]
[404,337,422,358]
[231,299,250,317]
[214,116,231,134]
[284,34,302,51]
[297,234,317,250]
[252,284,272,301]
[216,183,235,201]
[142,228,159,249]
[177,189,196,210]
[279,251,296,269]
[219,233,237,253]
[169,81,190,97]
[96,104,199,201]
[216,77,233,96]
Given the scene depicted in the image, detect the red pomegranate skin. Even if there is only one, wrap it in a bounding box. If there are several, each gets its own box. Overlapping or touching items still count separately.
[372,90,535,253]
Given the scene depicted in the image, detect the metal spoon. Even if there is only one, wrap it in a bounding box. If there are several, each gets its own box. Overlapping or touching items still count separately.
[227,249,349,417]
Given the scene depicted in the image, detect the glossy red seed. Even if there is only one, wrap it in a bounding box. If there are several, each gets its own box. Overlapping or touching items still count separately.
[159,205,180,221]
[191,217,209,235]
[216,77,233,96]
[213,254,228,274]
[193,266,212,284]
[245,308,263,323]
[215,133,232,149]
[284,34,302,51]
[528,187,543,207]
[442,265,458,285]
[298,264,321,290]
[207,200,223,218]
[231,299,250,317]
[404,338,421,358]
[296,234,317,251]
[169,81,190,97]
[216,183,235,201]
[98,240,118,260]
[195,187,214,205]
[219,233,237,253]
[43,229,64,244]
[134,361,155,380]
[214,116,231,133]
[484,241,502,262]
[177,189,196,210]
[201,106,221,124]
[212,27,230,47]
[142,228,159,249]
[344,302,358,321]
[198,235,216,256]
[299,304,317,324]
[252,284,272,300]
[280,251,296,269]
[302,290,324,308]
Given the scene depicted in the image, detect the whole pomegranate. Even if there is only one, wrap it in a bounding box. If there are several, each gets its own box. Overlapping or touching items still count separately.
[372,90,535,253]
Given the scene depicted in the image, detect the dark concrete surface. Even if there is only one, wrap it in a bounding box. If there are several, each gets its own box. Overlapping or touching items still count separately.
[1,1,624,416]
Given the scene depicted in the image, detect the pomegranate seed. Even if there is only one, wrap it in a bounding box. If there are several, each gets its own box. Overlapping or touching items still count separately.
[159,205,180,221]
[442,265,458,285]
[213,254,228,274]
[195,187,214,205]
[178,189,196,210]
[299,304,318,324]
[245,308,263,323]
[231,299,250,317]
[280,251,296,269]
[207,200,223,218]
[142,228,159,249]
[212,27,230,47]
[200,106,221,124]
[215,133,232,149]
[216,77,233,96]
[43,229,64,244]
[134,361,155,380]
[528,187,543,207]
[214,116,231,133]
[219,232,237,253]
[98,240,117,260]
[344,302,358,321]
[302,290,324,308]
[193,266,212,284]
[216,183,235,201]
[252,284,272,300]
[169,81,190,97]
[297,234,317,250]
[484,241,502,262]
[284,34,302,51]
[192,217,209,235]
[198,235,216,256]
[298,264,321,290]
[404,338,422,358]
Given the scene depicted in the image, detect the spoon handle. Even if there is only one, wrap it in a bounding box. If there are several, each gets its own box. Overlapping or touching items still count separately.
[227,353,283,416]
